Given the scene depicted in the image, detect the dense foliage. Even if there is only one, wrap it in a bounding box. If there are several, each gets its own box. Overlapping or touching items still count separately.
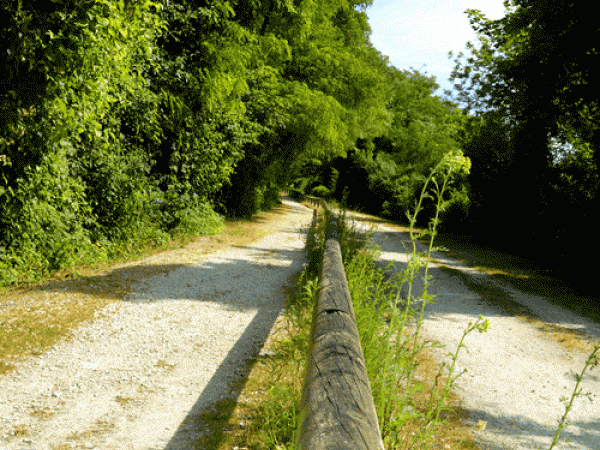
[446,0,599,275]
[0,0,233,284]
[0,0,473,285]
[294,67,468,228]
[3,0,594,286]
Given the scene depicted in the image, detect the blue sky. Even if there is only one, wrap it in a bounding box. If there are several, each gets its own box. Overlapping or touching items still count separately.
[365,0,509,101]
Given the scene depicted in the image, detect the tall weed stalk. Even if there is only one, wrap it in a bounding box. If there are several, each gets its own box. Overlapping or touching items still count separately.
[336,151,492,449]
[335,152,599,450]
[544,341,600,450]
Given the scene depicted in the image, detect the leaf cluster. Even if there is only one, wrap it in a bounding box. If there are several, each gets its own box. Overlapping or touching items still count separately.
[0,0,472,285]
[441,0,599,270]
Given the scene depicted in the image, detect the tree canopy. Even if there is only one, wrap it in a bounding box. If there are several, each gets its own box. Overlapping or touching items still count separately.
[0,0,473,284]
[446,0,599,274]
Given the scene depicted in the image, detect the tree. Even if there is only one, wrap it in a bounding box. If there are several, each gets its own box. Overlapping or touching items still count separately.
[500,1,600,162]
[447,0,599,272]
[215,0,395,217]
[449,0,599,175]
[354,68,466,222]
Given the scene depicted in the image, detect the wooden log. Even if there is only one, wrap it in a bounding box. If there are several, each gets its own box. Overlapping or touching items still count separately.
[298,218,384,450]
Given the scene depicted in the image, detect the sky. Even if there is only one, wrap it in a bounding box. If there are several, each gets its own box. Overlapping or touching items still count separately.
[365,0,510,101]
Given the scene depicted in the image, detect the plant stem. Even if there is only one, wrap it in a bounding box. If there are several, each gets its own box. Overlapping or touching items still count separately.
[548,341,600,449]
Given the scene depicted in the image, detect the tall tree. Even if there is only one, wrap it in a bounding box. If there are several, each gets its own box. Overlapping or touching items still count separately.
[356,68,466,221]
[449,0,599,175]
[447,0,599,270]
[216,0,395,217]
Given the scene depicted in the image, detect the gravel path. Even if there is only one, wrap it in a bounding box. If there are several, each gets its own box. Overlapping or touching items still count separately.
[3,197,599,450]
[0,196,314,450]
[338,210,600,450]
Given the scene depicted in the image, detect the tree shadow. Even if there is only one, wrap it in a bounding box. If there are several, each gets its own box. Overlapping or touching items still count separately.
[24,195,314,449]
[369,227,600,342]
[455,403,600,450]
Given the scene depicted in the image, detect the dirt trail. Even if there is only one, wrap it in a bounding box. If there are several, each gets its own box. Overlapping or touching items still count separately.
[336,208,600,450]
[0,196,314,450]
[2,197,598,450]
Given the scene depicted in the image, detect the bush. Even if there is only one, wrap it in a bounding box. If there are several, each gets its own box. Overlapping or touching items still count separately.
[0,0,235,286]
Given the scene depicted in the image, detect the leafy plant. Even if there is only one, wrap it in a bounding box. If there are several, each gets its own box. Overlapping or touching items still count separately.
[333,149,485,449]
[545,342,600,450]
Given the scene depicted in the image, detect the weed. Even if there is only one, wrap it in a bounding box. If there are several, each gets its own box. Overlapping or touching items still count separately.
[220,265,316,450]
[330,152,486,449]
[544,341,600,450]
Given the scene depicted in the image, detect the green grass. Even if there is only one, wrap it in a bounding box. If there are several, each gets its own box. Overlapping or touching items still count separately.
[226,154,599,450]
[335,202,489,450]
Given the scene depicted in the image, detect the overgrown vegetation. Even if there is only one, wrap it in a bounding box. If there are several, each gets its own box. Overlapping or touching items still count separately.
[219,158,488,449]
[335,152,494,449]
[221,155,598,450]
[1,1,596,311]
[0,0,429,287]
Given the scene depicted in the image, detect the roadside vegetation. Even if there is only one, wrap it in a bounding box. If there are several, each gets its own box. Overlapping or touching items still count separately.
[213,152,598,450]
[214,175,489,449]
[0,198,297,375]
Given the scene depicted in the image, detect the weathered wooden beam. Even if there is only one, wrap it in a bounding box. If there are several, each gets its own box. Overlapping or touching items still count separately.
[298,216,384,450]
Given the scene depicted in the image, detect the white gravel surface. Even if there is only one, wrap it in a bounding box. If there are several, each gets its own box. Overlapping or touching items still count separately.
[0,196,314,450]
[337,210,600,450]
[2,197,599,450]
